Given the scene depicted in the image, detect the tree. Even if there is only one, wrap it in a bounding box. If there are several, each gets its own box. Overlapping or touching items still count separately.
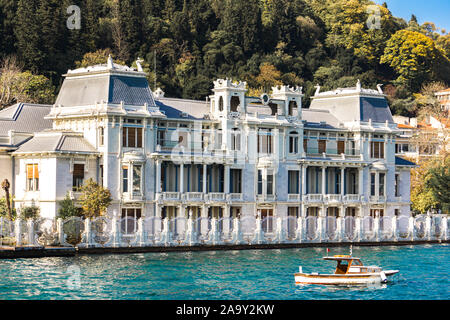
[410,157,440,215]
[426,157,450,214]
[19,204,40,220]
[75,49,125,68]
[0,197,16,219]
[380,30,447,91]
[78,179,112,218]
[0,56,55,108]
[57,193,82,219]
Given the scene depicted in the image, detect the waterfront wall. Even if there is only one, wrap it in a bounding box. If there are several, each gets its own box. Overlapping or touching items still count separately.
[0,214,448,248]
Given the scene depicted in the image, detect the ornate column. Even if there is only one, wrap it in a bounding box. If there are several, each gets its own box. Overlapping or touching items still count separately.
[340,167,345,197]
[155,159,161,194]
[301,165,308,196]
[224,165,230,194]
[180,163,184,194]
[203,164,207,194]
[321,166,326,196]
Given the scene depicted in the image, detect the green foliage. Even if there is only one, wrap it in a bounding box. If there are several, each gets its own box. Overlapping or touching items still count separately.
[57,193,83,220]
[381,30,449,91]
[0,0,448,112]
[425,157,450,214]
[19,204,40,220]
[78,179,112,218]
[0,197,16,219]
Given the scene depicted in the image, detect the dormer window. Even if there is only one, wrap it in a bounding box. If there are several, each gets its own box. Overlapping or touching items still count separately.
[230,96,240,112]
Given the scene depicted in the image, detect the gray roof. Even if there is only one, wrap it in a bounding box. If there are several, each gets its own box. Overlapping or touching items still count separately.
[156,97,209,120]
[0,103,53,135]
[14,132,97,154]
[302,109,341,129]
[359,97,393,123]
[55,73,155,108]
[310,94,394,124]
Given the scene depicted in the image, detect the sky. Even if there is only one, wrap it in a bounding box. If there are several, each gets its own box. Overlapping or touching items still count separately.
[374,0,450,32]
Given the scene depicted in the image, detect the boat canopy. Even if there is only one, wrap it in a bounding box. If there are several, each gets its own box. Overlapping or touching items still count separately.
[323,255,361,261]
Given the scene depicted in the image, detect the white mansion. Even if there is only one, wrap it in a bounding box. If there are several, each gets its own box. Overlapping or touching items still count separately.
[0,57,415,229]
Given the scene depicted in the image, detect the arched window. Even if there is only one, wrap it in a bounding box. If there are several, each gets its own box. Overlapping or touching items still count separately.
[230,96,240,112]
[288,100,298,116]
[218,96,224,112]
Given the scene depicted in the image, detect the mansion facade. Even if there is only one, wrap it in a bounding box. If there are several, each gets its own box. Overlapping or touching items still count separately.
[0,57,415,226]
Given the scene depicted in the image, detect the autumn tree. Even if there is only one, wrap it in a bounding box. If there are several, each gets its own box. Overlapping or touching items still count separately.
[381,30,449,91]
[78,179,112,218]
[426,156,450,214]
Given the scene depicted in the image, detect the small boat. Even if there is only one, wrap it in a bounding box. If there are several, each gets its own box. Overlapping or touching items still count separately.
[294,249,399,285]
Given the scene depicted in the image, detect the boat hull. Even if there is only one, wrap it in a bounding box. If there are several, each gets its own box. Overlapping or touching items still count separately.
[294,270,398,285]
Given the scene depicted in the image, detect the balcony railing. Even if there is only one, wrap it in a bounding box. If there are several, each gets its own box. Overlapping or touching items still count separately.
[228,193,243,202]
[207,193,226,201]
[256,194,276,202]
[343,194,361,203]
[324,194,342,203]
[184,192,203,201]
[303,194,323,202]
[370,195,386,203]
[288,194,301,202]
[160,192,181,201]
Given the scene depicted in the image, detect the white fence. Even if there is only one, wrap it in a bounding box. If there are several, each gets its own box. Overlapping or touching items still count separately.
[0,214,448,248]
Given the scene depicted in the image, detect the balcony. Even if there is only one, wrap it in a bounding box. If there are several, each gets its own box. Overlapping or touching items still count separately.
[256,194,276,202]
[122,192,144,202]
[303,194,323,203]
[183,192,203,202]
[370,195,386,203]
[159,192,181,201]
[343,194,361,203]
[206,193,226,202]
[287,194,301,202]
[324,194,342,203]
[227,193,243,202]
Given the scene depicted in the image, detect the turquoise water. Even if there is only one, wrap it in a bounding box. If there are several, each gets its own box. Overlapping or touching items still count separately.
[0,244,448,300]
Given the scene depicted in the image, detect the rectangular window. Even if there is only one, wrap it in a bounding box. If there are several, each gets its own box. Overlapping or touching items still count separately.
[133,165,142,195]
[337,140,345,154]
[303,139,308,153]
[258,129,273,154]
[26,164,39,191]
[370,141,384,159]
[123,127,143,148]
[72,164,84,191]
[288,170,299,194]
[379,173,385,196]
[289,136,298,153]
[267,171,274,195]
[318,140,326,154]
[370,173,376,196]
[230,169,242,193]
[257,170,263,195]
[122,165,129,193]
[99,127,104,146]
[157,129,165,146]
[395,174,400,197]
[99,164,104,187]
